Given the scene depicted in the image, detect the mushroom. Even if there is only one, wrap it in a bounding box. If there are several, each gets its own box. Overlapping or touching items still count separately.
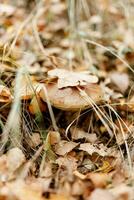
[39,69,103,111]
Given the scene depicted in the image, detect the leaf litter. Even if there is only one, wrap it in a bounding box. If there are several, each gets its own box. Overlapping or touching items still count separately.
[0,0,134,200]
[48,69,98,88]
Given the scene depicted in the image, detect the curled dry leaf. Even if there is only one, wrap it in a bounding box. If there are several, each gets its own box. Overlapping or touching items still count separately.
[48,69,98,89]
[54,140,78,156]
[0,85,13,103]
[70,126,97,143]
[40,82,102,111]
[79,143,108,157]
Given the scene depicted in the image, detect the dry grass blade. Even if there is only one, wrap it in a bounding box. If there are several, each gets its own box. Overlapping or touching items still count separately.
[0,67,25,152]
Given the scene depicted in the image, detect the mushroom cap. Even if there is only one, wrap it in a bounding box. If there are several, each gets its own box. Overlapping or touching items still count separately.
[40,82,103,111]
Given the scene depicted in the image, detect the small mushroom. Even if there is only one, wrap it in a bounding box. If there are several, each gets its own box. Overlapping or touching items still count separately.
[39,81,103,111]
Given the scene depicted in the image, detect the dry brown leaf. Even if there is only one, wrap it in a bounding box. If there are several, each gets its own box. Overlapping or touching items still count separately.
[70,127,97,143]
[48,69,98,89]
[54,140,78,156]
[79,143,108,157]
[95,161,114,173]
[40,82,102,111]
[0,85,13,103]
[56,156,77,172]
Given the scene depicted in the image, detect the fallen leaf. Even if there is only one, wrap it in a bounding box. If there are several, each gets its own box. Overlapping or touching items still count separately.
[54,140,78,156]
[70,126,97,143]
[48,69,98,89]
[56,156,77,171]
[95,161,114,173]
[0,85,13,103]
[79,143,108,157]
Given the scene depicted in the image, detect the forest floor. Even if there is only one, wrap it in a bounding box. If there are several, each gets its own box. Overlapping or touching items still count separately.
[0,0,134,199]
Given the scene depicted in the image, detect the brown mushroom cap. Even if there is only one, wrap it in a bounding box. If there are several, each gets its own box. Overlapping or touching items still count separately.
[39,81,103,111]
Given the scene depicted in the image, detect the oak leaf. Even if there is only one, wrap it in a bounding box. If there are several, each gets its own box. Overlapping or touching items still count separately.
[48,69,98,89]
